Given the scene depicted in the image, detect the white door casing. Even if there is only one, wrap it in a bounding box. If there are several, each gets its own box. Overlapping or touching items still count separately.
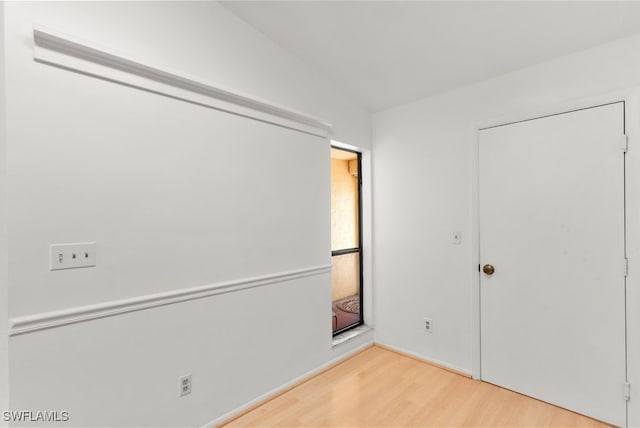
[479,102,626,426]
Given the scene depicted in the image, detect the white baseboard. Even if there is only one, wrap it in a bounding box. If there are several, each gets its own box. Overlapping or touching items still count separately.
[375,341,472,377]
[202,336,474,428]
[203,340,374,428]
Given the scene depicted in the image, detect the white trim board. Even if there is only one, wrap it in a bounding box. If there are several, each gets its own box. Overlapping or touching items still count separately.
[375,341,472,377]
[9,264,331,337]
[32,25,332,138]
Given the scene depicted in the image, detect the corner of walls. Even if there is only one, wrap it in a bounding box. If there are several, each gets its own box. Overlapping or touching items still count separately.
[371,32,640,384]
[216,1,372,150]
[360,148,374,329]
[0,0,9,418]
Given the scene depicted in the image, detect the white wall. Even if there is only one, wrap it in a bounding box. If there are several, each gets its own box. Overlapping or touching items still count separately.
[373,34,640,424]
[3,1,371,426]
[0,1,9,420]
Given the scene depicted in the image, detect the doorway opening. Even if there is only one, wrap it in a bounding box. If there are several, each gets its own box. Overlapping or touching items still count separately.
[330,146,363,335]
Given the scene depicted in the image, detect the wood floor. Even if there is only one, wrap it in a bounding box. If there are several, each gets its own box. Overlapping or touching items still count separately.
[221,345,611,428]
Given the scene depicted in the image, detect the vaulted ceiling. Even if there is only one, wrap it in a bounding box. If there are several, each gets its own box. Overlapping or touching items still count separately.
[222,1,640,112]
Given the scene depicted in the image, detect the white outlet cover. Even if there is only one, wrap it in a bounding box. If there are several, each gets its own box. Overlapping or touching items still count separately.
[179,374,192,397]
[50,242,96,271]
[424,317,433,333]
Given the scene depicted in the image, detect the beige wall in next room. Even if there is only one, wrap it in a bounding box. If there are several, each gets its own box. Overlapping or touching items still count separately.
[331,157,359,301]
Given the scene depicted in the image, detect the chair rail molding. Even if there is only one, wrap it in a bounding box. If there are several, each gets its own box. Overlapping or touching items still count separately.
[32,24,333,138]
[9,264,331,337]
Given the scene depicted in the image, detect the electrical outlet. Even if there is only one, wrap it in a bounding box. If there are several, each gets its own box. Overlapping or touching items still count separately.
[179,374,192,397]
[50,242,96,271]
[424,318,433,333]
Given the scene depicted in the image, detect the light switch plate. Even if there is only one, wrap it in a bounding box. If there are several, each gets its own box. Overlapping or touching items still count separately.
[452,231,462,245]
[50,242,96,271]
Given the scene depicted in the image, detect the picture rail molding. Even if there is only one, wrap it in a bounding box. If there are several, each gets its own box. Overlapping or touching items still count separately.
[32,25,332,138]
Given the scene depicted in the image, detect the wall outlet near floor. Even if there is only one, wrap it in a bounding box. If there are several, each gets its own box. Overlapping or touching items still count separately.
[179,374,192,397]
[424,318,433,333]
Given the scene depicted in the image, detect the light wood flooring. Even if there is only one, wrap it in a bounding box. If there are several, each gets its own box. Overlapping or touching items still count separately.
[221,345,611,428]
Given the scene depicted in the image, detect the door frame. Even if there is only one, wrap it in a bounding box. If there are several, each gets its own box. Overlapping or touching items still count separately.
[330,145,364,335]
[331,140,374,329]
[470,90,638,415]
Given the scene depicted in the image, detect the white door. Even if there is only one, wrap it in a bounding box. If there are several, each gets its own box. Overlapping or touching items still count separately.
[479,102,626,426]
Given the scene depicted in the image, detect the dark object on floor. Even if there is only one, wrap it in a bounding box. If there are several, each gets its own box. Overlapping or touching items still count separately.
[336,295,360,314]
[332,294,361,332]
[332,307,359,332]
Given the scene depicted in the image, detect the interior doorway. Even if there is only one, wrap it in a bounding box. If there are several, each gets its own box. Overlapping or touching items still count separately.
[330,146,363,334]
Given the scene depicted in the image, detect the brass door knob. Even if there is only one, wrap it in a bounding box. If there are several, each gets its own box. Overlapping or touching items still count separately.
[483,264,495,275]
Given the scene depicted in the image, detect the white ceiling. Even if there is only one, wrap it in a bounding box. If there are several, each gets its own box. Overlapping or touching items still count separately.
[222,1,640,112]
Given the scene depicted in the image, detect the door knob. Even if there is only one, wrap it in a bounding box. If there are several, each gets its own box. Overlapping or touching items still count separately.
[483,264,495,275]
